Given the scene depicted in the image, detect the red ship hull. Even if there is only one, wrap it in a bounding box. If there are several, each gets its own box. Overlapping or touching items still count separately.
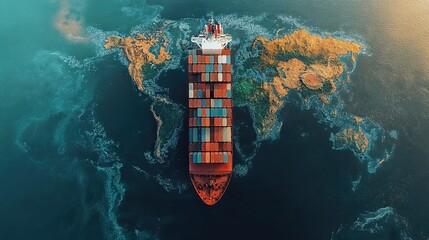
[188,48,233,205]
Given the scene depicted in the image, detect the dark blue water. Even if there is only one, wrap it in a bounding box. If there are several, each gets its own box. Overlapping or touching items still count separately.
[1,0,429,239]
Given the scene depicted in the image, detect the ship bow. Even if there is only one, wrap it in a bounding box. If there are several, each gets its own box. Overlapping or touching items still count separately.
[190,173,232,205]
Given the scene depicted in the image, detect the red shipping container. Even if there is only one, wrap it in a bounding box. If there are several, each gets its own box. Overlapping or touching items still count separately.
[202,152,206,163]
[224,142,233,151]
[211,152,216,163]
[224,99,232,107]
[214,118,220,126]
[221,49,230,55]
[214,127,219,142]
[222,64,227,72]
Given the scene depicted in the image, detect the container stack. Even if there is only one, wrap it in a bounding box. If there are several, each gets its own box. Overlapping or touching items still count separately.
[188,49,233,164]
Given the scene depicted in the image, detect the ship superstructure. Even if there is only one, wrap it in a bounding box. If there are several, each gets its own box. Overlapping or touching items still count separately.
[188,18,233,205]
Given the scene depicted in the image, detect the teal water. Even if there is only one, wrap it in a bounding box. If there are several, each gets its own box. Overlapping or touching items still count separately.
[1,0,429,239]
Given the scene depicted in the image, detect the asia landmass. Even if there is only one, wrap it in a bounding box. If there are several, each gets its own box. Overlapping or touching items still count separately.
[234,30,365,144]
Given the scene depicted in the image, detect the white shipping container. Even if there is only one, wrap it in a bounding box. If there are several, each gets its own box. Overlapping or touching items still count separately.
[206,128,210,142]
[225,127,232,142]
[218,73,222,82]
[189,90,194,98]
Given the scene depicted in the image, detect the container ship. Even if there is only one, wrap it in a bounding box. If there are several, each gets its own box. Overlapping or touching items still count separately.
[188,18,233,205]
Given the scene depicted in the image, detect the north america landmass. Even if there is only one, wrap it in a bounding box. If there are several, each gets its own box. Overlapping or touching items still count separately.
[104,33,184,162]
[104,27,396,178]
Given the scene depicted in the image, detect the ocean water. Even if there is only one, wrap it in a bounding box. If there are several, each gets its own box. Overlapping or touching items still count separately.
[1,0,429,239]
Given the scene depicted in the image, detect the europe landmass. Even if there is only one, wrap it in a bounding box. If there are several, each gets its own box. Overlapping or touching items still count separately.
[104,33,183,162]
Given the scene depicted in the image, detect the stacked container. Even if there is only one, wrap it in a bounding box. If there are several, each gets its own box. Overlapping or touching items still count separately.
[188,49,233,164]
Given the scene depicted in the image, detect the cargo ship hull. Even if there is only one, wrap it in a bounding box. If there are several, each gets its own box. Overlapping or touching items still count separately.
[188,46,233,205]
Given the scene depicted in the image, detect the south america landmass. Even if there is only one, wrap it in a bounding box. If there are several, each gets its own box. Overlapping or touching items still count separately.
[104,33,183,162]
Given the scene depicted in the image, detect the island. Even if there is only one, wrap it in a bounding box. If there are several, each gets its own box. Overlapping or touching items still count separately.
[333,127,369,153]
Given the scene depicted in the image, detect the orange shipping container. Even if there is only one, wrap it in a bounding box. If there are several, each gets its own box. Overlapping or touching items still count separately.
[206,152,211,163]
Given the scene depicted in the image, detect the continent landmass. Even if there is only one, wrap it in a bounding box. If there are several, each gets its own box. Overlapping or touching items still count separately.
[104,33,171,91]
[151,97,184,161]
[334,127,369,153]
[105,33,182,162]
[235,29,362,140]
